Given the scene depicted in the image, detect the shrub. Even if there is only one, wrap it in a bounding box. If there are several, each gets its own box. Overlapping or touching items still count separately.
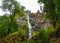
[29,39,36,43]
[37,29,49,43]
[46,26,55,35]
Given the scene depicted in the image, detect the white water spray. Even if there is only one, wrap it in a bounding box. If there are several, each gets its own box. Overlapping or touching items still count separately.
[26,11,32,39]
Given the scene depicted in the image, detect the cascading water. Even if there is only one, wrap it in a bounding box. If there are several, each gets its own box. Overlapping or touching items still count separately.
[26,12,32,39]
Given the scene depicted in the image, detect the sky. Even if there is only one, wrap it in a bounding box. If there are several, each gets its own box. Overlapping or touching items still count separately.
[0,0,44,16]
[0,0,5,16]
[17,0,40,12]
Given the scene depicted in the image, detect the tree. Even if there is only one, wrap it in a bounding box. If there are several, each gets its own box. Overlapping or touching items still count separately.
[38,0,60,28]
[0,15,10,37]
[1,0,24,34]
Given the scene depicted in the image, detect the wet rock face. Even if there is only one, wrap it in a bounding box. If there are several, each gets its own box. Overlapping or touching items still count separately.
[16,10,52,32]
[29,11,43,31]
[16,10,52,31]
[29,11,52,31]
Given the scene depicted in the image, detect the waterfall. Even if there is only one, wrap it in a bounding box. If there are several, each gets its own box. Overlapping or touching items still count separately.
[26,13,32,39]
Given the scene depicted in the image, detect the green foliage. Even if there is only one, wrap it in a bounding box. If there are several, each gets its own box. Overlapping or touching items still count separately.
[18,29,27,37]
[46,26,55,36]
[1,0,25,34]
[53,0,60,22]
[44,12,55,21]
[2,0,24,16]
[20,21,28,29]
[0,15,19,37]
[10,20,18,33]
[53,0,60,11]
[32,32,37,37]
[38,0,60,28]
[0,15,10,37]
[37,29,49,43]
[18,19,28,36]
[29,39,36,43]
[0,31,27,43]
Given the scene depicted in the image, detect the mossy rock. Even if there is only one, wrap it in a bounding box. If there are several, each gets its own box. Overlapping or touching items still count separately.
[0,31,27,43]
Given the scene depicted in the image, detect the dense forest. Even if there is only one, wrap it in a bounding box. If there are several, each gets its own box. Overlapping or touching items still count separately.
[0,0,60,43]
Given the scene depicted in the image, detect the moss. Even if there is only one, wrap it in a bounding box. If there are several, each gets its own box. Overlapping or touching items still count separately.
[0,31,27,43]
